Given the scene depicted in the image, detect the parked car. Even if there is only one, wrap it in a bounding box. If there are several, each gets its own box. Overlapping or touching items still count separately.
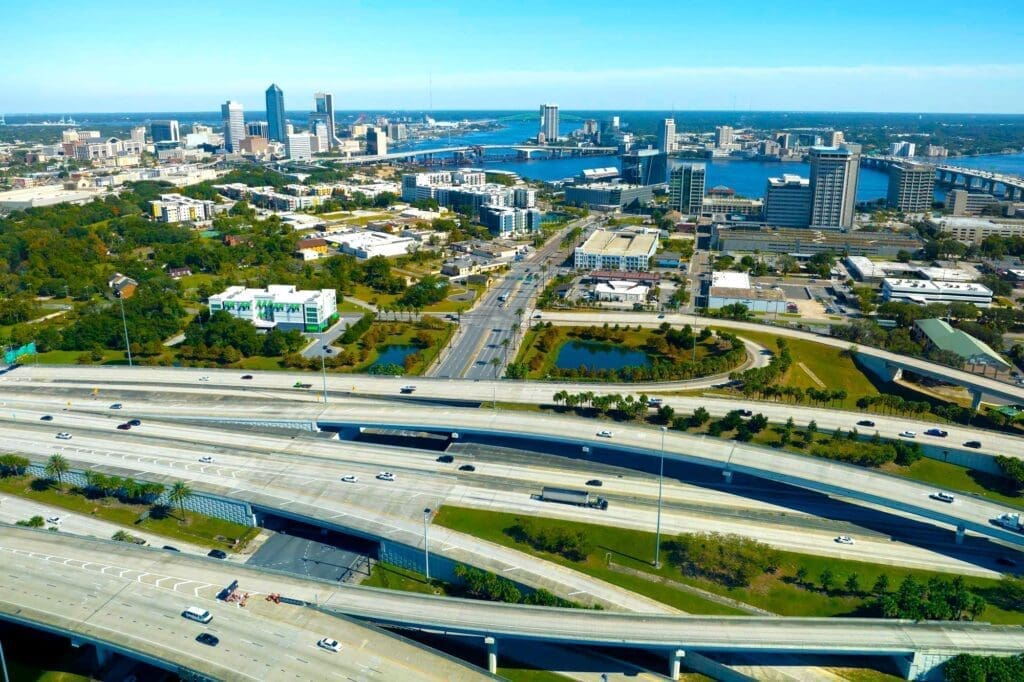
[931,492,956,503]
[317,638,342,653]
[55,432,72,440]
[40,415,53,421]
[458,464,476,472]
[597,430,613,438]
[436,454,454,463]
[856,420,875,427]
[586,479,603,487]
[207,549,227,559]
[196,633,220,647]
[964,441,983,449]
[117,423,131,430]
[198,456,214,463]
[834,535,855,545]
[376,471,396,481]
[925,428,948,438]
[341,475,359,483]
[899,431,917,438]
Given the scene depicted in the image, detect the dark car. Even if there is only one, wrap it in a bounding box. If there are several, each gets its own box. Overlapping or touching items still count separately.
[117,423,131,430]
[436,454,454,463]
[925,428,948,438]
[738,409,753,417]
[110,403,123,410]
[162,545,180,552]
[997,556,1019,567]
[241,374,253,380]
[207,549,227,560]
[196,633,220,647]
[128,419,141,426]
[857,420,875,427]
[40,415,54,421]
[458,464,476,472]
[964,440,982,449]
[586,479,603,487]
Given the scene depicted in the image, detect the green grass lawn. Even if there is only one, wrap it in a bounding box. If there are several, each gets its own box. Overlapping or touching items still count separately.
[236,355,288,371]
[0,475,258,551]
[349,283,400,308]
[434,505,1023,623]
[362,561,448,595]
[31,349,127,365]
[886,457,1024,510]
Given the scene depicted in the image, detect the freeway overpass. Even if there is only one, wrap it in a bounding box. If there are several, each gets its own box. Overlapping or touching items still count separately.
[3,526,1022,680]
[323,143,619,165]
[862,155,1024,201]
[0,526,489,681]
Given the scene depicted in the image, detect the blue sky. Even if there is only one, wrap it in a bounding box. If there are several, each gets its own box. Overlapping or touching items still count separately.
[2,0,1022,113]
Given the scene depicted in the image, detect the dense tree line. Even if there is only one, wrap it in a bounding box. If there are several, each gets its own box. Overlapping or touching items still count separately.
[179,310,306,361]
[507,517,593,561]
[452,564,579,607]
[664,532,781,588]
[0,454,30,477]
[82,471,165,505]
[871,575,986,621]
[944,653,1024,682]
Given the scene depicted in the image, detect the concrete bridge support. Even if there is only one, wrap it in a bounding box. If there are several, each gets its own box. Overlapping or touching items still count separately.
[896,650,955,680]
[669,648,685,678]
[485,636,497,674]
[70,639,112,668]
[970,389,983,411]
[956,524,966,545]
[721,470,733,484]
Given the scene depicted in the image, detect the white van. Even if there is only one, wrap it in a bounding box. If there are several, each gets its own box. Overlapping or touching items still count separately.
[182,606,212,624]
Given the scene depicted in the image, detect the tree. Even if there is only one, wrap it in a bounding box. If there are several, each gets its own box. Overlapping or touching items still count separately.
[690,406,711,427]
[18,515,45,528]
[0,454,30,477]
[168,480,193,521]
[45,453,70,491]
[845,573,861,595]
[795,566,809,585]
[872,574,891,596]
[112,530,135,543]
[819,568,835,593]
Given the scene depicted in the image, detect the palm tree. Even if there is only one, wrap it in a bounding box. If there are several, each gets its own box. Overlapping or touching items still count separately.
[45,454,69,492]
[167,480,193,522]
[112,530,134,543]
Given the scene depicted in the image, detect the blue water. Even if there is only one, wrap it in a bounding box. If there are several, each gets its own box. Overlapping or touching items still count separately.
[371,344,419,368]
[555,341,651,371]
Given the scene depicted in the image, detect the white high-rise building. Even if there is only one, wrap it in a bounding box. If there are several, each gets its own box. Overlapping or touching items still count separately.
[658,118,676,153]
[540,104,559,142]
[714,125,734,148]
[285,133,314,161]
[220,101,244,152]
[809,145,860,230]
[889,141,916,157]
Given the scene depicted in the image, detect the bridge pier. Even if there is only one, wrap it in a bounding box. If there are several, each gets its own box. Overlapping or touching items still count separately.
[71,639,112,668]
[970,389,982,411]
[955,524,966,545]
[485,636,497,674]
[668,648,685,679]
[721,470,733,484]
[896,650,955,680]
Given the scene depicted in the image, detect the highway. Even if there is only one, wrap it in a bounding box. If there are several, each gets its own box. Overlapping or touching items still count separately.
[2,527,1023,679]
[0,526,490,681]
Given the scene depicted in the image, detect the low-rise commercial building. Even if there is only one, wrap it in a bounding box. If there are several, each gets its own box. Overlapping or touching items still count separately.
[913,318,1011,370]
[700,196,764,218]
[479,205,542,237]
[149,194,215,223]
[208,285,337,332]
[594,280,650,304]
[929,215,1024,244]
[945,189,999,216]
[564,183,653,210]
[574,229,659,271]
[323,230,416,259]
[707,271,786,313]
[295,237,330,261]
[713,226,922,259]
[881,278,993,307]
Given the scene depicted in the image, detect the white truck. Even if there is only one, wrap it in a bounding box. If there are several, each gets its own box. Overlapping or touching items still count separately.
[540,486,608,510]
[994,513,1023,532]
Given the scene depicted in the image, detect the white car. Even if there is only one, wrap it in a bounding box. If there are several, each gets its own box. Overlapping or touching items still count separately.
[931,492,956,503]
[46,516,62,525]
[376,471,396,481]
[834,535,855,545]
[899,431,917,439]
[198,456,214,463]
[317,638,342,653]
[55,432,72,440]
[596,430,613,438]
[341,475,359,483]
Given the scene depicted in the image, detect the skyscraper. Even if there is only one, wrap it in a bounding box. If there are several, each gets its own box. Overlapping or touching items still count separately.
[658,118,676,153]
[539,104,559,142]
[714,125,734,148]
[366,127,387,156]
[150,120,180,143]
[669,163,706,215]
[765,175,812,227]
[265,84,286,142]
[622,148,669,186]
[809,145,860,230]
[887,162,935,212]
[314,92,337,148]
[246,121,269,138]
[221,101,244,152]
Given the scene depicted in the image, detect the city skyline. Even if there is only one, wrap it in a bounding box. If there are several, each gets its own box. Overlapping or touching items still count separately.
[3,0,1023,113]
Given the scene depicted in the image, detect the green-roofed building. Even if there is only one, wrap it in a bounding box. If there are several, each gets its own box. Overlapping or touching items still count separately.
[913,318,1012,371]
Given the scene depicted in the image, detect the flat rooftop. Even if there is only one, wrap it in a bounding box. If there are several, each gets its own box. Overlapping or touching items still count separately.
[883,278,992,295]
[578,229,658,256]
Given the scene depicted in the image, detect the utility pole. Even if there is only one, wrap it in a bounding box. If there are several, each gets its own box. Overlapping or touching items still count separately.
[655,426,667,568]
[423,507,432,581]
[320,326,329,404]
[118,295,133,367]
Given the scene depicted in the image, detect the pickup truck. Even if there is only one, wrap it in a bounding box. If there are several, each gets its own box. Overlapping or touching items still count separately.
[293,381,312,389]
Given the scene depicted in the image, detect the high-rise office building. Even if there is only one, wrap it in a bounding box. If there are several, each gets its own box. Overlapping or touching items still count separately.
[658,118,676,153]
[765,174,812,227]
[714,125,734,148]
[150,120,180,143]
[621,149,668,186]
[668,163,706,215]
[246,121,269,138]
[809,145,860,230]
[220,101,244,152]
[265,84,286,142]
[539,104,559,142]
[285,133,313,161]
[310,119,330,153]
[314,92,337,148]
[888,141,916,157]
[776,132,792,149]
[828,130,845,147]
[887,162,936,212]
[366,127,387,156]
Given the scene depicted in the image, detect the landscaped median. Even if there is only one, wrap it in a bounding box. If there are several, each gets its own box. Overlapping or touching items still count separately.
[434,505,1024,624]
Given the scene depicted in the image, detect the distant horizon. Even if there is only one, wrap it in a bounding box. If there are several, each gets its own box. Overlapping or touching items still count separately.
[5,108,1024,117]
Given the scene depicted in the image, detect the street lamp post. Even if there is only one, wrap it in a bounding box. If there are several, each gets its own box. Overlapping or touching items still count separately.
[655,426,667,568]
[423,507,432,581]
[118,295,133,368]
[320,327,328,404]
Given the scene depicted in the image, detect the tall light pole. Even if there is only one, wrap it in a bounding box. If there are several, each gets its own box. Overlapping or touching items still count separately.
[655,426,667,568]
[423,507,432,581]
[320,326,329,404]
[118,295,133,367]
